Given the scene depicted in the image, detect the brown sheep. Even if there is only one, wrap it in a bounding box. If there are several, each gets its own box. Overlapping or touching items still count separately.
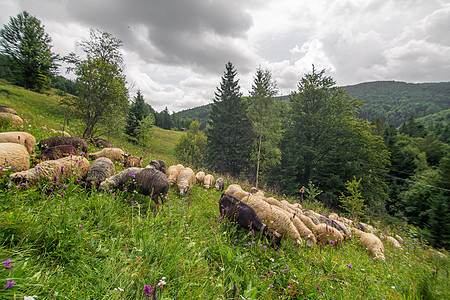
[35,145,78,162]
[39,136,88,153]
[123,153,143,168]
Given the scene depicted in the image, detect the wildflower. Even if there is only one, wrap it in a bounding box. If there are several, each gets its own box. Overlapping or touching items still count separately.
[20,182,26,186]
[260,275,265,278]
[169,220,172,226]
[220,267,225,271]
[143,285,154,299]
[79,225,83,229]
[269,271,274,274]
[269,284,274,288]
[3,259,12,270]
[4,280,15,289]
[281,269,285,274]
[346,264,353,268]
[270,258,274,262]
[287,286,292,289]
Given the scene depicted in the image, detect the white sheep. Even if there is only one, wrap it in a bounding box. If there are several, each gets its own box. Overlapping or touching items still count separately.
[380,234,402,249]
[0,131,36,155]
[225,184,244,196]
[241,194,303,245]
[0,112,23,128]
[203,174,215,189]
[166,165,182,185]
[49,128,71,136]
[195,171,205,184]
[352,228,385,260]
[88,148,125,162]
[0,143,30,176]
[177,167,196,195]
[10,155,90,185]
[313,223,344,246]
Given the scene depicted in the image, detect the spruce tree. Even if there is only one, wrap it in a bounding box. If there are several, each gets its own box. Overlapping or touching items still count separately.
[0,11,59,92]
[126,90,148,137]
[206,62,253,177]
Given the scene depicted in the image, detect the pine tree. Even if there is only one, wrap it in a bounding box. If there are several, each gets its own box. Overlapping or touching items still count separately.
[206,62,253,177]
[125,90,149,137]
[0,11,59,92]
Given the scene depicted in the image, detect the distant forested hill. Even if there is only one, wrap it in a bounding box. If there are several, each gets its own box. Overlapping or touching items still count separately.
[176,81,450,128]
[343,81,450,126]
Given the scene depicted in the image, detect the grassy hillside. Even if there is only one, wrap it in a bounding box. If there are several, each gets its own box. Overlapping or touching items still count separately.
[0,81,449,299]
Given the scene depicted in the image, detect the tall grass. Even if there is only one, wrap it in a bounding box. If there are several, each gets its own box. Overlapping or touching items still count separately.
[0,80,449,299]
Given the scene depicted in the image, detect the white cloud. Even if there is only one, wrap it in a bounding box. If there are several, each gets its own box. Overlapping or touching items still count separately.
[0,0,448,112]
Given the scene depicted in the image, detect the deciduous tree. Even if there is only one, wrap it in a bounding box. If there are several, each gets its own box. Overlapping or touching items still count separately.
[65,29,128,139]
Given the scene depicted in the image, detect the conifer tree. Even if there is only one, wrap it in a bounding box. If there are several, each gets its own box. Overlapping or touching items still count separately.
[125,90,150,137]
[206,62,253,176]
[0,11,59,92]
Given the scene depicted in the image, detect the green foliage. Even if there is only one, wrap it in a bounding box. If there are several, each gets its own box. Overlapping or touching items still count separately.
[345,81,450,127]
[278,67,389,211]
[135,113,155,149]
[206,62,253,177]
[0,11,59,92]
[304,181,323,202]
[247,67,282,188]
[125,90,154,138]
[339,177,366,220]
[64,29,128,139]
[175,120,207,168]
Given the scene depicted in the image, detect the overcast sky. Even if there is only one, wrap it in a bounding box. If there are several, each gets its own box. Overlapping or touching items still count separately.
[1,0,449,112]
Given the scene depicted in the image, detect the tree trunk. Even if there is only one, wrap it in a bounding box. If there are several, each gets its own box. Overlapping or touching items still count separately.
[255,121,263,189]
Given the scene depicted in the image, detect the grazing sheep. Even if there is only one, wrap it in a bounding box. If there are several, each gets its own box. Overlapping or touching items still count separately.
[316,215,349,238]
[313,223,344,246]
[100,167,169,207]
[395,234,404,244]
[225,184,244,196]
[158,160,167,174]
[250,187,265,197]
[49,129,70,136]
[0,112,23,128]
[352,228,385,260]
[88,148,125,162]
[166,165,181,185]
[0,143,30,176]
[86,157,115,189]
[146,160,166,173]
[303,210,321,225]
[0,131,36,155]
[10,155,90,185]
[0,106,17,115]
[123,153,143,168]
[265,197,297,215]
[215,177,225,191]
[380,234,402,249]
[177,167,196,195]
[289,215,316,246]
[241,194,303,245]
[219,193,282,247]
[281,200,303,213]
[196,171,205,183]
[233,189,250,201]
[39,136,88,153]
[329,213,339,220]
[35,145,78,162]
[90,138,112,148]
[356,222,377,234]
[338,216,355,227]
[203,174,215,189]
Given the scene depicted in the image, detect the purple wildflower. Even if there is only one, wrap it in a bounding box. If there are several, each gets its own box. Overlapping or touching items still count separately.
[169,220,172,226]
[4,280,15,289]
[269,284,274,288]
[260,275,265,278]
[143,285,154,299]
[3,259,12,270]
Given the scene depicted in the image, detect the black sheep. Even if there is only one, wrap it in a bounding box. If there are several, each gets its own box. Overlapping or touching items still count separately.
[35,144,78,162]
[100,167,169,208]
[39,136,88,153]
[219,193,282,247]
[146,160,166,174]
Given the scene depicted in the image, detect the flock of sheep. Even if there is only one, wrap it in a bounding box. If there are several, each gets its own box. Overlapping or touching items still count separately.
[1,107,404,261]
